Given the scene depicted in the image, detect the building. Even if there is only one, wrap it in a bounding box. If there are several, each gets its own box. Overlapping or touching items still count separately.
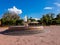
[28,21,40,26]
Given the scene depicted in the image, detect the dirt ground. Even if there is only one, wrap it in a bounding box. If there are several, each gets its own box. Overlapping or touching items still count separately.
[0,26,60,45]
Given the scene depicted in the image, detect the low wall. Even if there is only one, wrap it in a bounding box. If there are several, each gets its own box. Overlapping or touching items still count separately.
[9,26,44,30]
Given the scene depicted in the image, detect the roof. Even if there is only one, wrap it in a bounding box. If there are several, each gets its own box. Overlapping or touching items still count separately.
[29,21,39,23]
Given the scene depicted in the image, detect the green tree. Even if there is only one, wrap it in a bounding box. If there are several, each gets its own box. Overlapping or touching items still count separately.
[41,13,55,25]
[29,17,36,22]
[16,19,24,25]
[56,13,60,19]
[1,12,20,26]
[55,13,60,25]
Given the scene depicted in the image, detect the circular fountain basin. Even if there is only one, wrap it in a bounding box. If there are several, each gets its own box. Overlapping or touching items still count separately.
[9,26,44,30]
[28,26,44,30]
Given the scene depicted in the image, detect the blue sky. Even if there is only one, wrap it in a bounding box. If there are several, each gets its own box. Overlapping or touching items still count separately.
[0,0,60,19]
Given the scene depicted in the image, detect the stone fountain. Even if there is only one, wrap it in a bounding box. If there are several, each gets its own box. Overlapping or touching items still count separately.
[9,16,44,30]
[24,16,28,27]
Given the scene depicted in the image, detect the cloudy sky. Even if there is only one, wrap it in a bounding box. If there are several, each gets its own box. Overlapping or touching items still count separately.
[0,0,60,18]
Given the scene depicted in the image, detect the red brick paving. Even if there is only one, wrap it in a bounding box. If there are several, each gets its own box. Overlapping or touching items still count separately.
[0,26,60,45]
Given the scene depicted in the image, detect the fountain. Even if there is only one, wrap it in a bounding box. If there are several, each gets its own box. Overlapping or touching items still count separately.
[9,16,44,30]
[24,15,28,27]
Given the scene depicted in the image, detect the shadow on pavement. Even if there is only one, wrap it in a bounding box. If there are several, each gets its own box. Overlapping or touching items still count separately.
[0,29,44,36]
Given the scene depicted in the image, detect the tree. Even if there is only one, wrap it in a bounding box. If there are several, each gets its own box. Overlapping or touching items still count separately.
[29,17,36,22]
[41,13,55,25]
[16,19,24,25]
[1,12,20,26]
[55,13,60,25]
[56,13,60,19]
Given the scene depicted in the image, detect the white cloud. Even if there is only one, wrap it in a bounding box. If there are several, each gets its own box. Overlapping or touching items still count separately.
[33,18,39,20]
[44,7,53,10]
[8,6,22,15]
[54,2,60,7]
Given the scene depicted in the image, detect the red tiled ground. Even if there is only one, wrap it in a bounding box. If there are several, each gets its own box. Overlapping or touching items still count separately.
[0,26,60,45]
